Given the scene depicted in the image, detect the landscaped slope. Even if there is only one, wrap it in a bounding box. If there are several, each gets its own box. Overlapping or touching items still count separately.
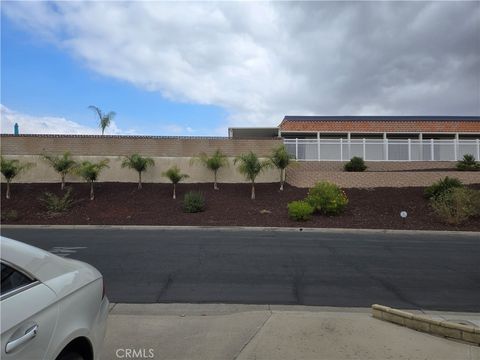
[1,183,479,231]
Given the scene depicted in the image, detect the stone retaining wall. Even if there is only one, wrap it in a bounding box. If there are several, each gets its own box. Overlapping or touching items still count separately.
[286,161,480,188]
[0,155,279,184]
[0,134,281,157]
[2,136,478,187]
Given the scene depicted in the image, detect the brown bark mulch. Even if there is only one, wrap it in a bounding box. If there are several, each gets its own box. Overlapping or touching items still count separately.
[1,182,479,231]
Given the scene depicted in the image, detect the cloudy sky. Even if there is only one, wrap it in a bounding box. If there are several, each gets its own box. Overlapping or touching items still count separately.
[1,1,479,136]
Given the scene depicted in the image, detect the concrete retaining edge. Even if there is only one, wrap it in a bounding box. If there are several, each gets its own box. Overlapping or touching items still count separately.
[1,224,480,236]
[372,304,480,345]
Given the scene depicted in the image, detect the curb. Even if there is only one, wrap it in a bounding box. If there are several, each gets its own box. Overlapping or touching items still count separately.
[372,304,480,345]
[1,224,479,236]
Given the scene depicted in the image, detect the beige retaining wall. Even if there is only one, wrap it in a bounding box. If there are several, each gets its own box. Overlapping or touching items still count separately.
[2,135,479,187]
[0,155,279,184]
[0,135,282,184]
[286,161,480,188]
[0,135,281,157]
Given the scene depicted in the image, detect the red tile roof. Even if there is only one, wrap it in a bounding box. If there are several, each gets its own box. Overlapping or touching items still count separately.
[279,116,480,133]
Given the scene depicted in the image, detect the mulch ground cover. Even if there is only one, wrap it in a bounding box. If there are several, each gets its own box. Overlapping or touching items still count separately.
[1,182,479,231]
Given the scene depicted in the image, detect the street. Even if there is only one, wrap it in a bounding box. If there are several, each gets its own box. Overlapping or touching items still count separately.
[1,227,479,311]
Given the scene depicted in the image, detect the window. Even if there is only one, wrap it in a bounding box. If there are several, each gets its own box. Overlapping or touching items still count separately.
[1,263,34,297]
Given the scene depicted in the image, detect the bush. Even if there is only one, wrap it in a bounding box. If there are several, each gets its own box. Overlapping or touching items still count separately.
[183,191,205,213]
[344,156,367,172]
[430,187,480,225]
[424,177,463,199]
[456,154,480,171]
[40,188,75,213]
[1,209,18,222]
[306,181,348,215]
[288,200,314,221]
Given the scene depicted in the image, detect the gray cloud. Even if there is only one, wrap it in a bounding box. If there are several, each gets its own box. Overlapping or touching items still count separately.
[3,1,479,129]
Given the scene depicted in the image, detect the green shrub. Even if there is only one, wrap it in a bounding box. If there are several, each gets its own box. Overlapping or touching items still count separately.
[456,154,480,171]
[40,187,75,213]
[1,209,18,222]
[183,191,206,213]
[430,187,480,225]
[344,156,367,172]
[306,181,348,215]
[424,177,463,199]
[288,200,314,221]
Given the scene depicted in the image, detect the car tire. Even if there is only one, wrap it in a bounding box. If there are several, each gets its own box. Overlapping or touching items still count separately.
[57,352,85,360]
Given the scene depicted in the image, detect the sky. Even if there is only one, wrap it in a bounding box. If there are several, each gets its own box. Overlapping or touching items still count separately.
[1,1,479,136]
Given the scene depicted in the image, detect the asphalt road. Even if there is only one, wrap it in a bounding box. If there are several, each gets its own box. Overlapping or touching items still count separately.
[2,228,479,311]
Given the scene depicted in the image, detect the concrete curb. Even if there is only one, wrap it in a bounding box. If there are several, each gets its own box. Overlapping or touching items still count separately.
[1,224,479,236]
[372,304,480,345]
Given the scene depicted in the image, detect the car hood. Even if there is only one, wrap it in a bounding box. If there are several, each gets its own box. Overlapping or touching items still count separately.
[1,237,102,296]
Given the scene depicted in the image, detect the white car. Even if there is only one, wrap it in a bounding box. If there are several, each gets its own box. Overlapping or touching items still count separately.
[0,237,109,360]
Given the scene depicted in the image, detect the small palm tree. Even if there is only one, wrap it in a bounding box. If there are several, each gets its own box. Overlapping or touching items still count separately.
[43,152,77,190]
[88,105,116,135]
[234,152,271,200]
[121,154,155,189]
[75,159,109,200]
[269,145,293,191]
[1,157,34,199]
[191,149,228,190]
[162,165,189,199]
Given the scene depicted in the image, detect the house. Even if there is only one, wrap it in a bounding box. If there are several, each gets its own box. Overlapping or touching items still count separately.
[229,116,480,161]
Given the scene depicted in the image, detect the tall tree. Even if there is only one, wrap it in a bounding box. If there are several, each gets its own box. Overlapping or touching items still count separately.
[88,105,116,135]
[1,157,34,199]
[121,154,155,189]
[234,152,271,200]
[191,149,228,190]
[75,159,109,200]
[269,145,293,191]
[43,152,77,190]
[162,165,189,199]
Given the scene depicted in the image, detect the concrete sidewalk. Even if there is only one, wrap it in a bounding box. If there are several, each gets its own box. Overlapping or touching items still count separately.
[102,304,480,360]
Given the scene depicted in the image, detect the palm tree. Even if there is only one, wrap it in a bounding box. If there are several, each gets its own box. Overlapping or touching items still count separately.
[75,159,109,200]
[88,105,116,135]
[191,149,228,190]
[43,152,77,190]
[1,157,34,199]
[121,154,155,189]
[269,145,293,191]
[162,165,189,199]
[234,152,271,200]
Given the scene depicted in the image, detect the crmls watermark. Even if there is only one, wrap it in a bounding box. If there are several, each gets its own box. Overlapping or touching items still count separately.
[115,348,155,359]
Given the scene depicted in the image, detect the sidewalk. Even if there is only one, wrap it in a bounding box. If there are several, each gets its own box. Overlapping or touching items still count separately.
[102,304,480,360]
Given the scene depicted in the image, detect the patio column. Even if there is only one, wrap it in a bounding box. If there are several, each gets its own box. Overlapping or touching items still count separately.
[477,138,480,161]
[408,138,411,161]
[419,133,423,161]
[317,132,320,161]
[347,132,351,159]
[383,133,388,161]
[454,133,459,160]
[430,138,434,161]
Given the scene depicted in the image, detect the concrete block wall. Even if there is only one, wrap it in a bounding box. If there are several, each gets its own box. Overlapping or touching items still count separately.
[0,135,282,184]
[2,135,479,187]
[1,155,279,184]
[0,135,281,157]
[286,161,480,188]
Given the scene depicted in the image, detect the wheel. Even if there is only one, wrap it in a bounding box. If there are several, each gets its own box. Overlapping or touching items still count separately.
[56,352,85,360]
